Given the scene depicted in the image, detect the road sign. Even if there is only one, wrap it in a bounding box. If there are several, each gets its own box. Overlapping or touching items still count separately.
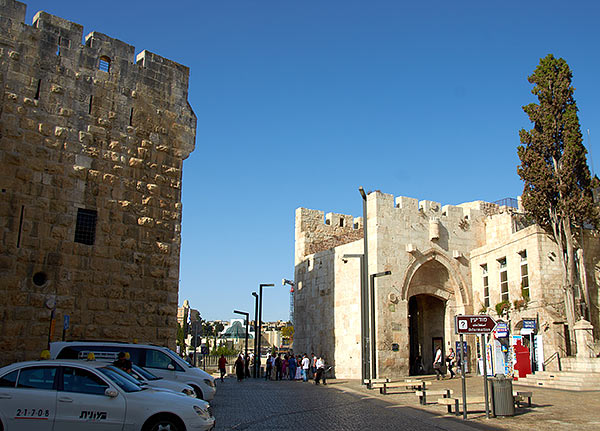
[494,321,509,337]
[63,315,70,330]
[455,315,497,334]
[521,319,536,335]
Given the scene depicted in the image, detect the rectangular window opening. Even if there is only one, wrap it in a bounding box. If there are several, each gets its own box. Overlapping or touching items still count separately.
[88,96,93,115]
[339,219,344,227]
[482,264,489,308]
[74,208,97,246]
[129,107,134,126]
[98,58,110,72]
[498,257,509,302]
[34,79,41,100]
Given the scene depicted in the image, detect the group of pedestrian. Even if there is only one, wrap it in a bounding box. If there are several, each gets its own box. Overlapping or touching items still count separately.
[232,353,253,382]
[433,346,457,380]
[265,352,328,385]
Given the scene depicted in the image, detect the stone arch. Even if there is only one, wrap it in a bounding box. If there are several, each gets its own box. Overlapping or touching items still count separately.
[400,249,469,306]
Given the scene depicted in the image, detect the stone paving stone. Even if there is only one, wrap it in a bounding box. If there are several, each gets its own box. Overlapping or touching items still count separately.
[210,377,496,431]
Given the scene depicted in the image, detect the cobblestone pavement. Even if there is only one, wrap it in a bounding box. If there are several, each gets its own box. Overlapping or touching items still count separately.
[312,375,600,431]
[210,377,498,431]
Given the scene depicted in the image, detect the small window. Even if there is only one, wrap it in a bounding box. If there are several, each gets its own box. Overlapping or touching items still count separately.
[61,367,108,395]
[0,370,18,387]
[482,264,489,308]
[17,367,57,390]
[74,208,97,246]
[339,219,344,227]
[34,79,41,99]
[98,56,111,72]
[498,257,509,302]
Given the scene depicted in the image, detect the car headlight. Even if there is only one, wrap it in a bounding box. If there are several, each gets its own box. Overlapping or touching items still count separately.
[204,378,215,388]
[183,388,196,397]
[193,405,212,419]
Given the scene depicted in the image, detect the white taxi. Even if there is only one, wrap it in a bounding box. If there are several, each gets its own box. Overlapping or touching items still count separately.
[0,359,215,431]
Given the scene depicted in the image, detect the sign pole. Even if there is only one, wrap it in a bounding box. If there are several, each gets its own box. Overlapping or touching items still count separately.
[481,333,490,419]
[460,333,467,420]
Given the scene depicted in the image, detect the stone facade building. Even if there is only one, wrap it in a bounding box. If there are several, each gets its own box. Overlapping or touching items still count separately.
[0,1,196,365]
[294,191,600,379]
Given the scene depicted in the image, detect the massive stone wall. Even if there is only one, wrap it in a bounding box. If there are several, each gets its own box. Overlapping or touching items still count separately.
[0,0,196,365]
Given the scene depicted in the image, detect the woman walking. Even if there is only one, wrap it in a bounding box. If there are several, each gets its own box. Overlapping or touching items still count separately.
[235,354,245,382]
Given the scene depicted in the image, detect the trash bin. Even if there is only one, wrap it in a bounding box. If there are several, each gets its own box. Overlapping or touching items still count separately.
[489,374,515,417]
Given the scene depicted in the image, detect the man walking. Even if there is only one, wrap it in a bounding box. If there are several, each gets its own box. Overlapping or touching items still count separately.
[301,354,310,382]
[218,354,227,382]
[315,356,326,385]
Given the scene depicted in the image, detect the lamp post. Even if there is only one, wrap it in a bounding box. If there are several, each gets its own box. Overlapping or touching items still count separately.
[343,253,368,384]
[282,279,295,325]
[233,310,250,358]
[252,292,259,377]
[257,283,274,378]
[370,270,391,380]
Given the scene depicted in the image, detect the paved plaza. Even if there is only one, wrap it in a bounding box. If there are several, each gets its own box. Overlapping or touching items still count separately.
[210,377,496,431]
[210,374,600,431]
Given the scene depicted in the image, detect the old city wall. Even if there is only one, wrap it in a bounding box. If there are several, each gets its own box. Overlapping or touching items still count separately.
[294,208,363,377]
[0,0,196,364]
[367,191,487,377]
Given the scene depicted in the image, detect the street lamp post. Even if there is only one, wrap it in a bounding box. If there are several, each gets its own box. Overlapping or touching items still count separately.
[343,253,368,384]
[257,283,274,378]
[233,310,250,358]
[252,292,259,377]
[369,270,391,380]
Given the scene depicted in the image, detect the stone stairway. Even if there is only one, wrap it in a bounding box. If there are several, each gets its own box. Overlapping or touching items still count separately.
[514,370,600,391]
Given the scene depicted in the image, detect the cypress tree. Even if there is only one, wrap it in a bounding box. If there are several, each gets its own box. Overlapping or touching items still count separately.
[517,54,597,348]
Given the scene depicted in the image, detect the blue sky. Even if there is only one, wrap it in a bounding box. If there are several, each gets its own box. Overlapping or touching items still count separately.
[25,1,600,321]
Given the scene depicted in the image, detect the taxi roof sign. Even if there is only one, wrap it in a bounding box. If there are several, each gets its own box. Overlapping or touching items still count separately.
[455,315,497,334]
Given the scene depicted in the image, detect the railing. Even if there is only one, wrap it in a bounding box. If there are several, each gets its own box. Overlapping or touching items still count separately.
[493,197,518,209]
[189,354,238,368]
[543,352,561,371]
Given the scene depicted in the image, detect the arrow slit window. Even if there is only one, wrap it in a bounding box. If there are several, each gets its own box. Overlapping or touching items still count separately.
[481,264,489,308]
[498,257,508,302]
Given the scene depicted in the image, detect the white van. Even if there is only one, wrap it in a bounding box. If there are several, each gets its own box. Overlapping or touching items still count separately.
[49,341,216,401]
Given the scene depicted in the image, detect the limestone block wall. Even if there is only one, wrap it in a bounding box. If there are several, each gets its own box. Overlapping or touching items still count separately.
[470,213,578,359]
[295,207,363,265]
[367,191,487,377]
[0,0,196,365]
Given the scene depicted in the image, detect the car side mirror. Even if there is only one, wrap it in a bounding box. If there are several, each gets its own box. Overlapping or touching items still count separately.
[105,388,118,398]
[167,363,175,371]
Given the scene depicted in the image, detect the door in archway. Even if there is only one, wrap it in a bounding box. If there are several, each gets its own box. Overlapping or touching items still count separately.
[409,294,446,375]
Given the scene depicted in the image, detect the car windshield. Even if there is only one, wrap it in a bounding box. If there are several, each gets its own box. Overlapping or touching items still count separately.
[98,367,143,393]
[132,364,161,381]
[163,347,193,369]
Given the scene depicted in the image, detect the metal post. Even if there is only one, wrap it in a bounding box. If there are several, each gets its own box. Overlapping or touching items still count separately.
[359,187,370,379]
[369,270,391,381]
[257,283,274,378]
[343,254,368,384]
[252,292,259,377]
[194,320,199,367]
[233,310,250,358]
[482,333,490,419]
[460,334,467,420]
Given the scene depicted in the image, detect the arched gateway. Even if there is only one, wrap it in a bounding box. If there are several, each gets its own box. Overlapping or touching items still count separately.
[401,252,470,375]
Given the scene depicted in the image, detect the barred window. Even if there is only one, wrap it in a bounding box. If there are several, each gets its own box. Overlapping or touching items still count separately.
[74,208,97,245]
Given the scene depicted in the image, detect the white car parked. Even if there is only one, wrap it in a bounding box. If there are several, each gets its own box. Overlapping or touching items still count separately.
[50,342,216,401]
[0,360,215,431]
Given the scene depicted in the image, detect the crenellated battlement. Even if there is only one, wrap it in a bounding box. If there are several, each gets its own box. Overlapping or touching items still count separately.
[295,208,363,262]
[371,191,486,222]
[2,1,192,113]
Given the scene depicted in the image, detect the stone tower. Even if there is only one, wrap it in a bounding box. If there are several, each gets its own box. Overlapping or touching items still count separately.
[0,0,196,365]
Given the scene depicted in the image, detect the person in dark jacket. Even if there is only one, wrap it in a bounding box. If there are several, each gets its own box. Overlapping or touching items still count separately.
[235,354,245,382]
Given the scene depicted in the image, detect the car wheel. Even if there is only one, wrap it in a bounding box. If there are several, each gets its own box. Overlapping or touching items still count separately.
[144,415,184,431]
[191,384,203,400]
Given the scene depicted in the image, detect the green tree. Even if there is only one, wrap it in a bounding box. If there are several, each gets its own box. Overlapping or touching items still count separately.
[517,54,597,346]
[281,325,294,343]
